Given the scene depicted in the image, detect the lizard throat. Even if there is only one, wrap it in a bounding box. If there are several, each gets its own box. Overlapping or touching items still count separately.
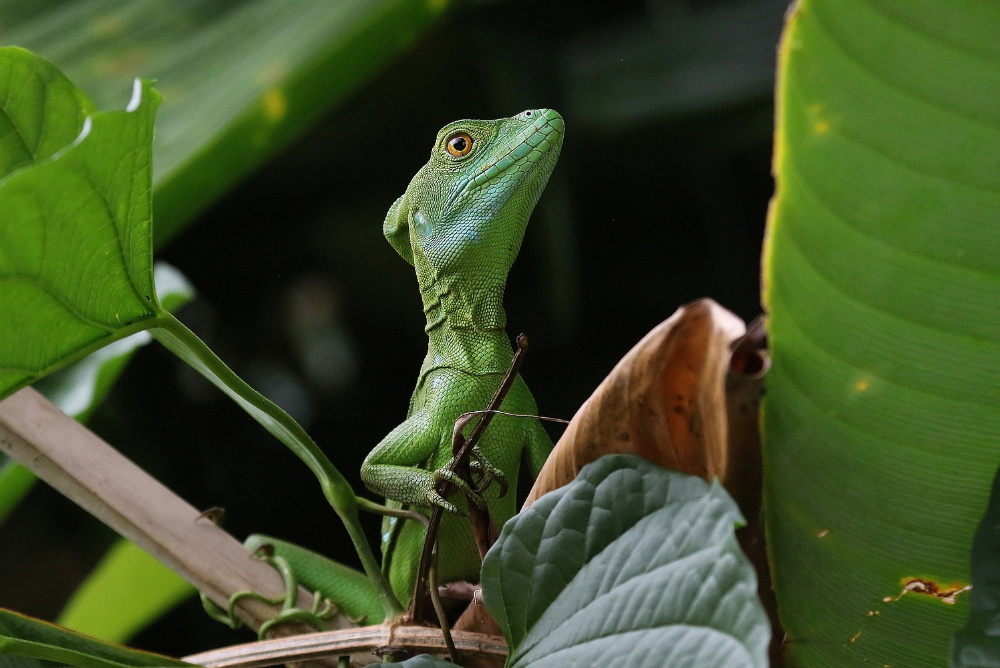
[419,275,506,334]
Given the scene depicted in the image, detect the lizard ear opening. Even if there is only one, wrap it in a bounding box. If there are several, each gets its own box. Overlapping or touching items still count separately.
[383,194,414,265]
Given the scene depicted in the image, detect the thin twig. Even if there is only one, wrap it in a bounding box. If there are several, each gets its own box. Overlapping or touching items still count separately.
[183,624,508,668]
[429,546,459,663]
[355,496,431,527]
[455,409,569,426]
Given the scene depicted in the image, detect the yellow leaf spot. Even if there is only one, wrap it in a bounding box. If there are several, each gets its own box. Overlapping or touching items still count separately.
[807,104,830,134]
[262,89,287,123]
[427,0,449,12]
[816,529,829,538]
[850,631,862,643]
[854,379,869,392]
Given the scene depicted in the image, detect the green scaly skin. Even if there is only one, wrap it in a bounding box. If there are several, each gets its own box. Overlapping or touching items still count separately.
[363,108,563,605]
[226,110,563,627]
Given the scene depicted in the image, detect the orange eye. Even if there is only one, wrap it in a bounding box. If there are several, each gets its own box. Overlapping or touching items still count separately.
[446,132,473,157]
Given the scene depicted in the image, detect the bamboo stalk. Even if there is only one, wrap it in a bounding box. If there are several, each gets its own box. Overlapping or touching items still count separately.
[0,387,349,636]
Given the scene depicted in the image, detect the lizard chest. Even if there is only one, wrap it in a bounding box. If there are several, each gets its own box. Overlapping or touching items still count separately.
[409,367,531,478]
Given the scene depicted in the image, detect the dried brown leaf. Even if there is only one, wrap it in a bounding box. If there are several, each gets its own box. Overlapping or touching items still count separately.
[523,298,768,512]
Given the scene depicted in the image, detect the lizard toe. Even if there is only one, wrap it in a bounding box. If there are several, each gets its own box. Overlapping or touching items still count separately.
[427,489,464,516]
[469,449,508,497]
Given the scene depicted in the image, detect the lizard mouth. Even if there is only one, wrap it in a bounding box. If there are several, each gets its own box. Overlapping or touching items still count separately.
[446,109,565,209]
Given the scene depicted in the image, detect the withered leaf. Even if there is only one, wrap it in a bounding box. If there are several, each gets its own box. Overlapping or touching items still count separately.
[524,298,768,513]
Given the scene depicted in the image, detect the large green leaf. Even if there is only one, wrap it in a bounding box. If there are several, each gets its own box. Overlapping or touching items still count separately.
[482,455,769,667]
[0,0,453,245]
[762,1,1000,666]
[0,47,161,400]
[0,607,193,667]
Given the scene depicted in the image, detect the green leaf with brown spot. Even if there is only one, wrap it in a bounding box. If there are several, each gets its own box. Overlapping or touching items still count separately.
[762,1,1000,665]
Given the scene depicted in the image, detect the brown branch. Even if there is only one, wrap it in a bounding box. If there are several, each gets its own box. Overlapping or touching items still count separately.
[183,625,507,668]
[0,387,349,637]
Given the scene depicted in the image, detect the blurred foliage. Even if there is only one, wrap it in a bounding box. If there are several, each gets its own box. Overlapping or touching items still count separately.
[56,540,194,645]
[0,0,453,245]
[0,0,780,658]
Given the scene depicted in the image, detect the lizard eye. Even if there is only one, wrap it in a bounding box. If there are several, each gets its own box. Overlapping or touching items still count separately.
[445,132,473,157]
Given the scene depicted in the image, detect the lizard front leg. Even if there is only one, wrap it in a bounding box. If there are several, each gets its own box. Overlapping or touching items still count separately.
[361,409,487,515]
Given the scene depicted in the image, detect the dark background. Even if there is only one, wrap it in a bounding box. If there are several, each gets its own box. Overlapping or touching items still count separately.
[0,0,784,656]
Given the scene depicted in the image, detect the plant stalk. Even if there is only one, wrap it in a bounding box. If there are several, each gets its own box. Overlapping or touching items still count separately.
[150,312,403,619]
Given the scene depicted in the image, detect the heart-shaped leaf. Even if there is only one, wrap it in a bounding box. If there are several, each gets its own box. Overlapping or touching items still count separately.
[483,454,769,667]
[0,47,163,400]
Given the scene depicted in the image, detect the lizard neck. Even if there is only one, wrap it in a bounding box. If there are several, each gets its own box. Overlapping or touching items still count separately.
[419,277,513,375]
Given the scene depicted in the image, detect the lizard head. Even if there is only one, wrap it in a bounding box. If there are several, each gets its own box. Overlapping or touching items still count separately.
[383,109,564,328]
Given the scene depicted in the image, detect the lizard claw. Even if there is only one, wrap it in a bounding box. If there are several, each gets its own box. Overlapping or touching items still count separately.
[426,488,464,515]
[430,468,489,512]
[468,447,508,498]
[433,467,486,507]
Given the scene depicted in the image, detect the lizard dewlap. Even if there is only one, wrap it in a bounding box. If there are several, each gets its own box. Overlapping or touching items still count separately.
[363,109,564,603]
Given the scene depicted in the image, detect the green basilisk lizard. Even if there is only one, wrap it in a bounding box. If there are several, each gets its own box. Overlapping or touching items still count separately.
[214,108,564,628]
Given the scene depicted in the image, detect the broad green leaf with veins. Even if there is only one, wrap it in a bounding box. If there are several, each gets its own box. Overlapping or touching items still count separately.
[762,1,1000,665]
[0,47,161,400]
[482,455,769,668]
